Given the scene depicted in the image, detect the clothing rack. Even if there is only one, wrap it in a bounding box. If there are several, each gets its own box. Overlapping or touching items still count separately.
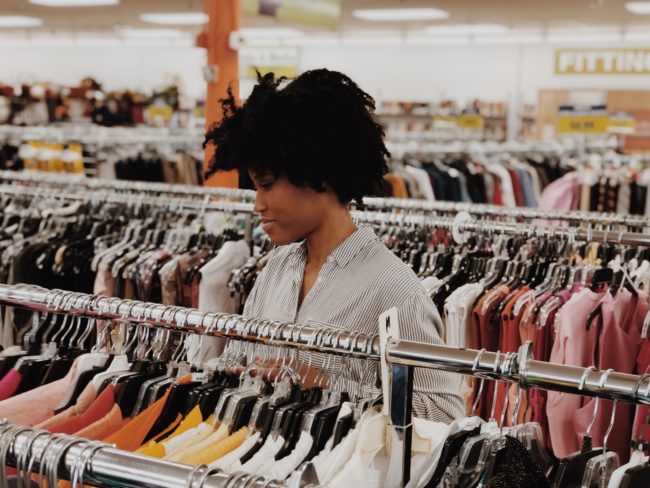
[1,284,650,486]
[2,169,648,228]
[0,125,204,148]
[3,182,650,248]
[0,170,256,201]
[4,429,290,488]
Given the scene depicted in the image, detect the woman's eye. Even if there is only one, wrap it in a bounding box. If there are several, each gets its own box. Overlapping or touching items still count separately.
[259,182,273,190]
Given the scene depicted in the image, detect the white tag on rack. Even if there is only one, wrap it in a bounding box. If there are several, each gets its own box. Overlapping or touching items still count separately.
[379,307,400,418]
[642,309,650,339]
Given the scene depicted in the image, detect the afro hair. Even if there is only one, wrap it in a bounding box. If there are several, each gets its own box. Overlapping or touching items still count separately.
[204,69,390,205]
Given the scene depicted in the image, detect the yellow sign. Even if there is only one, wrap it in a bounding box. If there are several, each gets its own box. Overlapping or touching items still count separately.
[556,49,650,74]
[458,114,484,130]
[608,113,636,134]
[245,65,298,79]
[145,105,173,123]
[557,115,610,134]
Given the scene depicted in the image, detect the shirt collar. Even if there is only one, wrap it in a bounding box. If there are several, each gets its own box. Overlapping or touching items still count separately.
[294,226,378,268]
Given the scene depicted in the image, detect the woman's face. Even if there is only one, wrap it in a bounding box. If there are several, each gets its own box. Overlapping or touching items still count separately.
[249,170,334,245]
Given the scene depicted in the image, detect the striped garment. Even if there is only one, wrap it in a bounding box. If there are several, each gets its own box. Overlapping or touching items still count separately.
[242,226,465,423]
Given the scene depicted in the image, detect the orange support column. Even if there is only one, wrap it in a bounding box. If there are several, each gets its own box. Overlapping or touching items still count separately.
[203,0,240,188]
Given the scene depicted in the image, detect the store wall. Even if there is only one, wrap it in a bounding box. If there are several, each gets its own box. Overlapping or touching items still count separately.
[3,40,650,104]
[296,41,650,105]
[0,45,207,99]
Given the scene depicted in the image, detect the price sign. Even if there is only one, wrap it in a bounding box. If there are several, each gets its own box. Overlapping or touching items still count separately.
[458,114,485,130]
[557,105,609,135]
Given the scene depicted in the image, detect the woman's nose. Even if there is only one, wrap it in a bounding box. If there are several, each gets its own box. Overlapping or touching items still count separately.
[254,192,267,214]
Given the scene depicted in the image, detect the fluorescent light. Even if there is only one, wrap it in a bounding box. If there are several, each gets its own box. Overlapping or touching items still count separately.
[239,28,304,38]
[405,34,471,45]
[29,0,119,6]
[117,28,186,38]
[424,24,509,35]
[474,32,544,44]
[0,16,43,28]
[341,34,402,46]
[626,2,650,13]
[547,31,622,43]
[140,13,208,26]
[352,8,449,22]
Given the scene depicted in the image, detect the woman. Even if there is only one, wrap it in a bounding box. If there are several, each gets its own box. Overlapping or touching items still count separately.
[204,69,463,422]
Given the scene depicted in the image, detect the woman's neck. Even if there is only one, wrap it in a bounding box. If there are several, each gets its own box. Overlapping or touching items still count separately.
[305,207,357,266]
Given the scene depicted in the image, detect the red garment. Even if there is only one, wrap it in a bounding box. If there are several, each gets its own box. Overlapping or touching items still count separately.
[573,290,647,464]
[529,290,569,451]
[471,285,509,420]
[507,168,525,207]
[0,370,22,401]
[492,179,503,206]
[45,384,116,435]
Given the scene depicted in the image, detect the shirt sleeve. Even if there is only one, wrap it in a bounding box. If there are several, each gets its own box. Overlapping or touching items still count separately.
[396,290,465,423]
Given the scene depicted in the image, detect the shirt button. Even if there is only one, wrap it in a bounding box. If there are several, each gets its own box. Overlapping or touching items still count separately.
[317,277,322,283]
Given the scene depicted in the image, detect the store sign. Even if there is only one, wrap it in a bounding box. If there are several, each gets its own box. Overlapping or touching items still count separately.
[240,48,299,80]
[145,105,173,123]
[243,0,340,29]
[555,49,650,75]
[458,114,485,130]
[608,112,637,134]
[432,115,458,128]
[557,105,609,135]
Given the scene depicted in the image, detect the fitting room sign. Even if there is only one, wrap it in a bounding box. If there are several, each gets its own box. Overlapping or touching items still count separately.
[555,49,650,74]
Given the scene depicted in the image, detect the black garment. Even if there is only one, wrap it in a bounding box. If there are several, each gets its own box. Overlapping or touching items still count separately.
[630,181,647,215]
[484,436,551,488]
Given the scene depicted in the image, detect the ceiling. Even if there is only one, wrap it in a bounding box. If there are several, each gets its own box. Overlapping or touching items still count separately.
[0,0,649,35]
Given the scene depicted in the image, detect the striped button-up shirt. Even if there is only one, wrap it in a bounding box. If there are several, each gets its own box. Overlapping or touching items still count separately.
[243,226,464,423]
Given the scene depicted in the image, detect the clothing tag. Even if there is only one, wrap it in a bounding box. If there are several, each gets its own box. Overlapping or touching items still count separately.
[191,372,208,383]
[642,309,650,339]
[378,307,400,417]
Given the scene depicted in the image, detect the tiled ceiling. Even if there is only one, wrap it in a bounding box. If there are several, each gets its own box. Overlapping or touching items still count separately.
[0,0,648,34]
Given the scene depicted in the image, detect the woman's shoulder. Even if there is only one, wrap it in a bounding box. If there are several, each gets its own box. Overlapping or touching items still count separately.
[362,241,427,303]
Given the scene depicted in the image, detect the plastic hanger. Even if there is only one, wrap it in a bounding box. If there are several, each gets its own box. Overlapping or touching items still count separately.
[551,368,612,487]
[580,396,620,488]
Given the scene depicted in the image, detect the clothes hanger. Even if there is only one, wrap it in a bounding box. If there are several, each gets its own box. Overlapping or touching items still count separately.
[425,349,486,487]
[551,368,613,487]
[580,396,620,488]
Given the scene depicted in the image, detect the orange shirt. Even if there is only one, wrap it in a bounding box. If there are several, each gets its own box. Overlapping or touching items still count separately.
[103,375,192,451]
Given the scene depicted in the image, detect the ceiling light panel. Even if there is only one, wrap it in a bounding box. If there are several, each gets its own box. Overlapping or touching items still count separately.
[0,16,43,28]
[140,13,208,26]
[29,0,119,6]
[353,8,449,22]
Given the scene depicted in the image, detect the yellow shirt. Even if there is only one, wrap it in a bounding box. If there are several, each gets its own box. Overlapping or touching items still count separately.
[183,426,249,466]
[164,422,218,461]
[178,423,230,464]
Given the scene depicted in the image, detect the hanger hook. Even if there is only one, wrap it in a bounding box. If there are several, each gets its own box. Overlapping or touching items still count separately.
[471,348,486,415]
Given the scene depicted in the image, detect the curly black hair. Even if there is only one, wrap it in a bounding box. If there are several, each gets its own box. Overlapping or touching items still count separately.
[204,69,390,205]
